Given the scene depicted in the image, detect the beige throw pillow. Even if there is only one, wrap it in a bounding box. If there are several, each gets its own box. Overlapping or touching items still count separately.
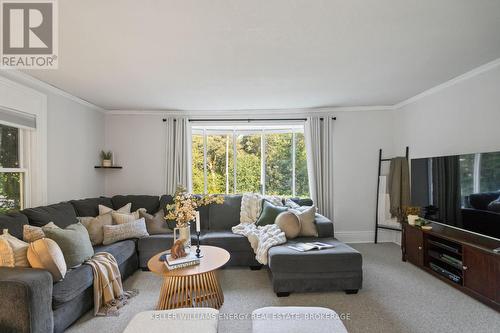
[0,237,14,267]
[78,214,113,245]
[98,203,131,216]
[140,210,171,235]
[0,229,30,267]
[102,218,149,245]
[291,206,318,237]
[27,238,67,281]
[23,222,58,243]
[275,212,301,239]
[112,208,146,225]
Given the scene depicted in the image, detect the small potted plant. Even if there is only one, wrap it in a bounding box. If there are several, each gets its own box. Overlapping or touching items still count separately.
[100,151,113,167]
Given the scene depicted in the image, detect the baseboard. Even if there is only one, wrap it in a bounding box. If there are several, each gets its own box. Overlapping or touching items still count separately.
[335,230,401,244]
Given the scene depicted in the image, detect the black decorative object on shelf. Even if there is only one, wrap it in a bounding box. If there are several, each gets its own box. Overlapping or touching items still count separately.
[195,231,203,258]
[94,166,123,169]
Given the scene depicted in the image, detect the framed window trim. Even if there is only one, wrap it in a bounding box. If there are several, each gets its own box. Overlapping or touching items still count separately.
[191,125,306,196]
[0,126,29,210]
[0,76,48,208]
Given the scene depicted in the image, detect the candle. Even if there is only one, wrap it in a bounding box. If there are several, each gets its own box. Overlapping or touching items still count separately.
[195,211,201,232]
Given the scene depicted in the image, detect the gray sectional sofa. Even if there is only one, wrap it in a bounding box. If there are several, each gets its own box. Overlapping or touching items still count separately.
[0,194,362,333]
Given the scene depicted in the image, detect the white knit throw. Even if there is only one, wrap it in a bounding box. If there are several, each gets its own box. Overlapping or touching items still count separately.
[232,223,286,265]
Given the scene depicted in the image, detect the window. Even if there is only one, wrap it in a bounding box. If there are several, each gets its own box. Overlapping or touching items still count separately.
[459,151,500,200]
[0,124,27,213]
[191,124,309,197]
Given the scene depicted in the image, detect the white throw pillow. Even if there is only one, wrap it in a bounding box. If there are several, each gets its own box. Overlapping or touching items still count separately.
[102,218,149,245]
[98,203,131,216]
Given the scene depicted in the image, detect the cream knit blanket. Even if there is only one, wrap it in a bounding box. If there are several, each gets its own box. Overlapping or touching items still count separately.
[232,223,286,265]
[85,252,138,316]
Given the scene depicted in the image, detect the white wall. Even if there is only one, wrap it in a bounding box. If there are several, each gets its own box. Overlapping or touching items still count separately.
[332,110,397,242]
[394,64,500,158]
[104,114,166,196]
[0,71,106,205]
[45,95,105,203]
[104,110,398,242]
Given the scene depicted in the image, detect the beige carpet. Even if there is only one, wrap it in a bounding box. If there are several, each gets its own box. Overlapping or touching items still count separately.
[66,243,500,333]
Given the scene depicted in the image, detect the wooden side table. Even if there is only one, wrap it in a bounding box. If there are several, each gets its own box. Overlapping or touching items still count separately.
[147,245,230,310]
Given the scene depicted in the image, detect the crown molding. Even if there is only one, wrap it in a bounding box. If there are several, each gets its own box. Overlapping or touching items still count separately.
[0,69,106,113]
[105,105,394,117]
[3,57,500,115]
[394,57,500,109]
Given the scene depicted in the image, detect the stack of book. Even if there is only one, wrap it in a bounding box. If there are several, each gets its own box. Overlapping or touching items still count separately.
[160,252,200,270]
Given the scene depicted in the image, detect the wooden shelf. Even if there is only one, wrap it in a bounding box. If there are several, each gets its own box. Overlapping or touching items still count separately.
[94,166,122,169]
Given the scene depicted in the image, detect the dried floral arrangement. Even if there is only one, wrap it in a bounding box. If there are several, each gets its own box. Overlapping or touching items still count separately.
[165,185,224,228]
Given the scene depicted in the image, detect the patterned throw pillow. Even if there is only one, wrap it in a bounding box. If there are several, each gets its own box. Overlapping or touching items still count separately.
[98,203,131,216]
[291,206,318,237]
[23,222,58,243]
[27,238,67,281]
[78,214,113,245]
[102,218,149,245]
[0,229,30,267]
[111,208,146,225]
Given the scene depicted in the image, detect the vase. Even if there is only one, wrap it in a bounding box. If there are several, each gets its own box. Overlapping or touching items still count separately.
[102,159,112,167]
[173,223,191,252]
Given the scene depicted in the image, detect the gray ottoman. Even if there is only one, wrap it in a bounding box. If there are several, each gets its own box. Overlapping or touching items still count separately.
[268,238,362,296]
[252,306,348,333]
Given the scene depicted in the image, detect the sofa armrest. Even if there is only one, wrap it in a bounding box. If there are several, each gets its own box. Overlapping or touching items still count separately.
[0,267,54,333]
[315,214,334,238]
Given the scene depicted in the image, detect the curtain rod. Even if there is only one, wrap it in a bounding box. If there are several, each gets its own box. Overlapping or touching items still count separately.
[162,117,336,122]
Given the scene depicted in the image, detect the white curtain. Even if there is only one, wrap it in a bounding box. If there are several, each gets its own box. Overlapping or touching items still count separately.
[305,117,334,219]
[165,117,192,194]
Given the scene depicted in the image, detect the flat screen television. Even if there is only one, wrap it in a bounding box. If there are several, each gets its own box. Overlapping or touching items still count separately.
[411,150,500,240]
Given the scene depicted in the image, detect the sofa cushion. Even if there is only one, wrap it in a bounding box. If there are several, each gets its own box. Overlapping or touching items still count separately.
[159,194,173,214]
[52,263,93,307]
[468,192,500,210]
[137,234,175,257]
[0,212,28,239]
[268,238,362,273]
[52,240,136,307]
[22,202,78,228]
[160,194,211,230]
[94,239,137,266]
[208,195,242,230]
[201,231,254,252]
[70,197,113,217]
[111,195,160,214]
[487,197,500,213]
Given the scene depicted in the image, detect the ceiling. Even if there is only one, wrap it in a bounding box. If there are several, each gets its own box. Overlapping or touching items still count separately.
[24,0,500,111]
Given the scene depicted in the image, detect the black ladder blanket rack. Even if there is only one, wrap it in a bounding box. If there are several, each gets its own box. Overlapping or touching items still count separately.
[374,146,409,243]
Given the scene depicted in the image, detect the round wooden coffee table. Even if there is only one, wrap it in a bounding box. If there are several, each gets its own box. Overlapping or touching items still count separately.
[148,245,230,310]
